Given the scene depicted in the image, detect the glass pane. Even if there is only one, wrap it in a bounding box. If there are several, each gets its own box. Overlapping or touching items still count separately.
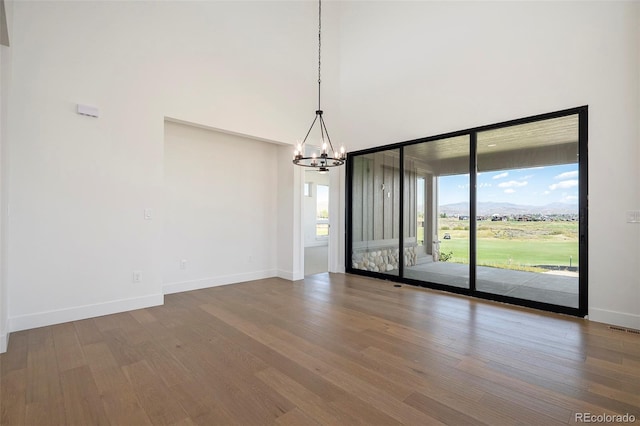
[403,136,470,288]
[316,185,329,220]
[315,184,329,239]
[476,114,579,308]
[316,223,329,237]
[351,149,401,276]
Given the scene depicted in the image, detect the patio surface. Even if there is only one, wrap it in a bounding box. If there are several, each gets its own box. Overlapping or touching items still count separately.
[404,260,579,308]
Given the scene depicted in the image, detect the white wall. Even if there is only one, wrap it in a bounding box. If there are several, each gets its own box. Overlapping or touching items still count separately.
[636,2,640,330]
[328,167,346,274]
[276,144,304,281]
[163,121,278,294]
[337,1,640,328]
[5,1,333,334]
[3,0,639,348]
[0,0,11,353]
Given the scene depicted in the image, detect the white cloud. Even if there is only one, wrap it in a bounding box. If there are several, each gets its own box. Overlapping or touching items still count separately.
[564,195,578,202]
[504,189,516,194]
[542,190,551,195]
[498,180,528,188]
[549,179,578,191]
[554,171,578,179]
[478,183,492,189]
[493,172,508,180]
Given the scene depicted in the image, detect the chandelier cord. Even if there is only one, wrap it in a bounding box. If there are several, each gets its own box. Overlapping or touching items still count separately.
[317,0,322,111]
[292,0,344,170]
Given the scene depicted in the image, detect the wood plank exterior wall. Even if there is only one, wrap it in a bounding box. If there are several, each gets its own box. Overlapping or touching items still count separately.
[352,152,418,245]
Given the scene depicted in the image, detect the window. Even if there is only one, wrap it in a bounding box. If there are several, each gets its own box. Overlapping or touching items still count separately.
[316,184,329,239]
[350,150,400,275]
[404,135,470,288]
[347,107,588,317]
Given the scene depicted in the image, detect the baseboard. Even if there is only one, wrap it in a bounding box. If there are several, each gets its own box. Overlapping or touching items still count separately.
[589,308,640,330]
[277,269,304,281]
[0,331,8,354]
[8,293,164,333]
[164,269,277,295]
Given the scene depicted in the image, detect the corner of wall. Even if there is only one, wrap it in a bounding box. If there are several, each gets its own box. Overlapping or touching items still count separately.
[277,269,304,282]
[0,0,11,355]
[328,164,346,273]
[0,0,9,47]
[0,330,7,353]
[276,145,304,280]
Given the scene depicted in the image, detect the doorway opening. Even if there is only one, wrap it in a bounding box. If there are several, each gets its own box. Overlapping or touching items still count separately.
[304,170,330,275]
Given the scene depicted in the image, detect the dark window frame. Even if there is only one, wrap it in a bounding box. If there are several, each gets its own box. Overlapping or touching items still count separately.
[346,106,588,317]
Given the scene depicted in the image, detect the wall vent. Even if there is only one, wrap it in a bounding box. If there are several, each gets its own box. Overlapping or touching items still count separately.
[608,326,640,335]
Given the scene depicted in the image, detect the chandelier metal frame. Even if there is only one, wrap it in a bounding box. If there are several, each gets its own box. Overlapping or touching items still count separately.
[293,0,345,173]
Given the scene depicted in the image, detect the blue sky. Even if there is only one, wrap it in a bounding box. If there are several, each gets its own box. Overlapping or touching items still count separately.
[439,164,579,206]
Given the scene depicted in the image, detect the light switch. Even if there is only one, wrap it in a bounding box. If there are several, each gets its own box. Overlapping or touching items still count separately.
[144,208,153,220]
[77,104,99,118]
[627,210,640,223]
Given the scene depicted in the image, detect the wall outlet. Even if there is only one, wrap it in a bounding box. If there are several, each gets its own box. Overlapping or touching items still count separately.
[133,270,142,283]
[180,259,187,270]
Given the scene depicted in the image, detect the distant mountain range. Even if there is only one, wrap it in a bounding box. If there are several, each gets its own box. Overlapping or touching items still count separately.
[439,202,578,216]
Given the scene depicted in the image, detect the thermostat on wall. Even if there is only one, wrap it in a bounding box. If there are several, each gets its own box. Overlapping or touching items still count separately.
[76,104,99,118]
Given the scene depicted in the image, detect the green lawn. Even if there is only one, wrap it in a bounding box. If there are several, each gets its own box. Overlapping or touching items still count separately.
[418,218,579,269]
[439,238,578,268]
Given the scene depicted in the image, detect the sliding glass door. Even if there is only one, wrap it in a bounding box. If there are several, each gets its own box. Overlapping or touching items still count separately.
[403,136,470,289]
[346,107,587,317]
[351,149,400,276]
[475,114,581,308]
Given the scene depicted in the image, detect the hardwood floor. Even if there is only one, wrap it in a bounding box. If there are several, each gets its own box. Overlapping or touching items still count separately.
[2,273,639,425]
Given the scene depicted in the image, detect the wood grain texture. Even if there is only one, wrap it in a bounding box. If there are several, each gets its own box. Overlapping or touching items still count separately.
[2,274,639,425]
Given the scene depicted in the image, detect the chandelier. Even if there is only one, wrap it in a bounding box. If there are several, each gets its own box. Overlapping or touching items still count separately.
[293,0,345,173]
